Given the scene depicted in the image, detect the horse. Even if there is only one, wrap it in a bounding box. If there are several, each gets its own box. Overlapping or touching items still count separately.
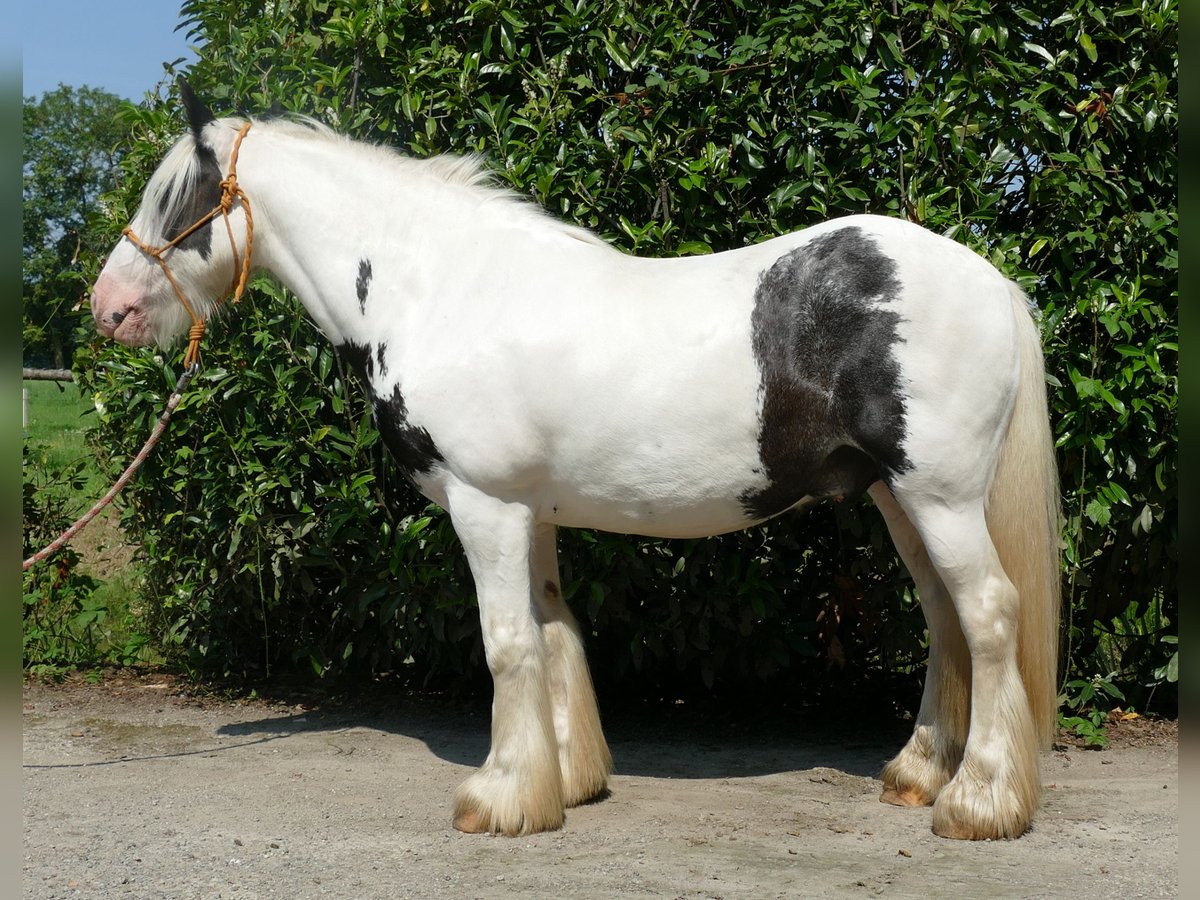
[91,83,1061,840]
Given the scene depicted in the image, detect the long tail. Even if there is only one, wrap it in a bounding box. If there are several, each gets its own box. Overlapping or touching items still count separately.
[986,282,1063,747]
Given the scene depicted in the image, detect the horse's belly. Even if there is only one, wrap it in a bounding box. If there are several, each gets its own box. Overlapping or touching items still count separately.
[534,457,767,539]
[550,500,758,539]
[415,387,774,538]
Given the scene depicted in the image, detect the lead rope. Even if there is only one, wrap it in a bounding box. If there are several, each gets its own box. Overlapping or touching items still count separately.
[23,123,255,572]
[23,367,197,571]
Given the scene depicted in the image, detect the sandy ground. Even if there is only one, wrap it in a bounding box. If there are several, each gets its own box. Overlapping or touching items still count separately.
[23,672,1177,899]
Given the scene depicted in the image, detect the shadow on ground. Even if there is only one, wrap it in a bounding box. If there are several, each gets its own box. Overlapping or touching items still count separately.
[213,699,898,781]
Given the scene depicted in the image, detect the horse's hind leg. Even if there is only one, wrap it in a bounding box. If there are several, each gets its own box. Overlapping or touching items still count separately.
[899,495,1041,839]
[445,485,564,836]
[532,524,613,807]
[869,483,969,808]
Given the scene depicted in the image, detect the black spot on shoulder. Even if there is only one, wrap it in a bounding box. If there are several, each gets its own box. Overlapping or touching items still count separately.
[336,341,443,477]
[373,385,444,476]
[740,226,911,521]
[160,142,222,259]
[356,259,373,313]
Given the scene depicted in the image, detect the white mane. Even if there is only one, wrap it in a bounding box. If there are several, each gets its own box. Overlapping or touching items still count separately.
[138,115,611,249]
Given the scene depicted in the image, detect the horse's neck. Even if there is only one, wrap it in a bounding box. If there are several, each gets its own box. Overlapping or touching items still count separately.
[240,132,465,345]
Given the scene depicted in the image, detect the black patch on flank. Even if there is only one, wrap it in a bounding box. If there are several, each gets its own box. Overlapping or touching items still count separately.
[159,141,223,260]
[337,341,443,477]
[356,259,373,313]
[740,226,911,521]
[375,342,388,379]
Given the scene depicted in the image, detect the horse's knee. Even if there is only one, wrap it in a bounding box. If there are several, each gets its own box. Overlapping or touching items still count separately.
[954,574,1020,664]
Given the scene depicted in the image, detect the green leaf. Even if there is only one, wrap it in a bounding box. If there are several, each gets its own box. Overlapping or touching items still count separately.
[1079,32,1097,63]
[1084,498,1111,526]
[1023,42,1055,66]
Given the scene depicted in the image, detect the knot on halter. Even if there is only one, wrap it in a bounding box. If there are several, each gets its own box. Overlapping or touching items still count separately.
[219,175,240,213]
[121,225,160,260]
[183,321,207,370]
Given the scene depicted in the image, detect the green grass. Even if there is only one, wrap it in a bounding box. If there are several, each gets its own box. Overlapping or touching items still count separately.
[23,376,161,670]
[24,378,92,441]
[23,379,107,511]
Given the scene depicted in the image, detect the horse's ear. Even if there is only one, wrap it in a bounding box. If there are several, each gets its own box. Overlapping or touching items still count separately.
[177,77,215,139]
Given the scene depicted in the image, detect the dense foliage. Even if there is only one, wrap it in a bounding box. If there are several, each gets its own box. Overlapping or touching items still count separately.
[72,0,1176,711]
[23,450,101,668]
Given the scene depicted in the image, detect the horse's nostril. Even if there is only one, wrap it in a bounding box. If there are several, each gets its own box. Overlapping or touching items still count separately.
[111,311,126,325]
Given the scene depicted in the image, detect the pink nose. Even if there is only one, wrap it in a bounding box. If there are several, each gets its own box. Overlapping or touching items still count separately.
[91,273,134,338]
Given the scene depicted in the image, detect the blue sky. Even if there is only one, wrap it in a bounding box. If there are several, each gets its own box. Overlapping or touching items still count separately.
[21,1,199,101]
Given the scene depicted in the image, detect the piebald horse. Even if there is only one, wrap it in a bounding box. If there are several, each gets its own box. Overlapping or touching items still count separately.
[91,84,1060,840]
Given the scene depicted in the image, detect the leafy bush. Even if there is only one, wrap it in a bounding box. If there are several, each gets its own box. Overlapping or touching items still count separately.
[74,0,1175,709]
[23,448,109,671]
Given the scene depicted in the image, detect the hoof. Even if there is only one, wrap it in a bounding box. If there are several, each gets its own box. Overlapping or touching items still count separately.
[930,813,982,841]
[929,775,1035,840]
[453,808,490,834]
[451,804,562,837]
[878,729,960,812]
[452,773,566,837]
[930,805,1030,841]
[880,785,934,808]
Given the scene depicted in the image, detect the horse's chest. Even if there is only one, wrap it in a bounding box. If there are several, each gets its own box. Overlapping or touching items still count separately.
[370,383,444,476]
[337,340,444,477]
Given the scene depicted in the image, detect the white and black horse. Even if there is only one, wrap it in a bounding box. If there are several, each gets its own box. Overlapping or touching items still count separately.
[92,85,1060,840]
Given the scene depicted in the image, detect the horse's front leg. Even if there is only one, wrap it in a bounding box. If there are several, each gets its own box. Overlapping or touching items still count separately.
[446,486,564,835]
[532,524,612,807]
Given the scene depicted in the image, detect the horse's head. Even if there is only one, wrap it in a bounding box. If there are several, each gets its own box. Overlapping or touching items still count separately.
[91,81,251,350]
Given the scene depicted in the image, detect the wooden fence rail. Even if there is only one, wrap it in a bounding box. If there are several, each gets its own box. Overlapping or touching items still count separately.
[23,368,75,382]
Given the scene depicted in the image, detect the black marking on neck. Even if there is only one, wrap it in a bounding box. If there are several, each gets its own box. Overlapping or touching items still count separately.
[159,141,223,260]
[356,259,373,313]
[337,341,443,477]
[740,226,911,521]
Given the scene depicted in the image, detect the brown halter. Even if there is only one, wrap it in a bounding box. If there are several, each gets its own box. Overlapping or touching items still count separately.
[121,121,255,369]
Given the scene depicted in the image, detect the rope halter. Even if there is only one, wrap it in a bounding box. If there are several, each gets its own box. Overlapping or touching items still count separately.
[121,121,255,370]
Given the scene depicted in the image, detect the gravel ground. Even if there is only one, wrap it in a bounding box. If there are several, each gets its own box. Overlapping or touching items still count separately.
[23,672,1177,899]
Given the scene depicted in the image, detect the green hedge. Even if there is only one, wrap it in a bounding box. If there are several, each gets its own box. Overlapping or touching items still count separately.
[74,0,1176,707]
